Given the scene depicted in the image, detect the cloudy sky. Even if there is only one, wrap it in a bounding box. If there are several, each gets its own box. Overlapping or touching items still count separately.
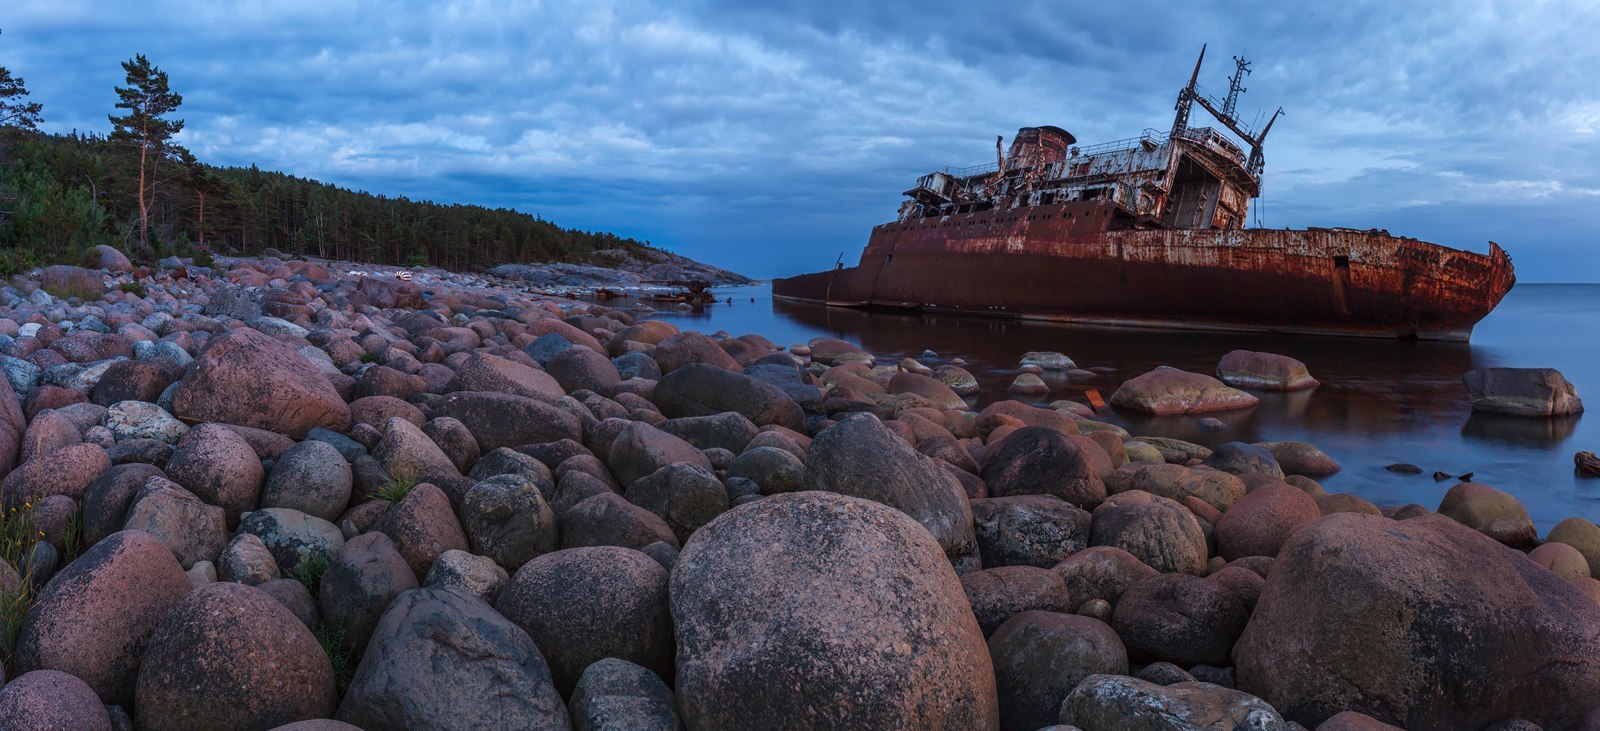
[4,1,1597,281]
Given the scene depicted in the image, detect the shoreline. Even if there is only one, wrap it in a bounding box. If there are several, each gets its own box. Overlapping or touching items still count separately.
[0,249,1594,729]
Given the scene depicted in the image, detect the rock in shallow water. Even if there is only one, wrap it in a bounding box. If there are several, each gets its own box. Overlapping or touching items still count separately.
[1110,366,1260,416]
[1462,366,1583,417]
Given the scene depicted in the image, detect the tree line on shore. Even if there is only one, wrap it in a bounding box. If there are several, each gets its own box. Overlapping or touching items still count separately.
[0,31,659,274]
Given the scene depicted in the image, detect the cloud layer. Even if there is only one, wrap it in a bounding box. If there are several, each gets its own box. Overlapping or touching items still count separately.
[4,0,1596,280]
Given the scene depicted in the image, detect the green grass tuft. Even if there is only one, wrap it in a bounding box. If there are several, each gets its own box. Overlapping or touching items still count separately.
[0,499,42,678]
[370,468,418,504]
[117,279,148,297]
[288,550,332,596]
[311,621,355,694]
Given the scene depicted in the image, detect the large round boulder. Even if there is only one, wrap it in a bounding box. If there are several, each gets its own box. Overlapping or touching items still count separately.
[135,582,336,730]
[461,474,559,572]
[1436,481,1537,547]
[495,546,673,696]
[988,612,1127,731]
[981,426,1107,508]
[1050,545,1159,609]
[319,531,419,654]
[446,352,565,402]
[14,530,192,706]
[802,413,978,571]
[338,586,570,729]
[261,439,353,522]
[1215,482,1321,561]
[433,391,582,452]
[607,420,711,486]
[671,491,999,730]
[1089,491,1208,575]
[1234,513,1600,729]
[171,328,351,437]
[959,566,1072,635]
[165,423,265,528]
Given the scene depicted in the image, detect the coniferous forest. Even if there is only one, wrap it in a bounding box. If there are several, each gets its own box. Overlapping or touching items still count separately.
[0,36,659,274]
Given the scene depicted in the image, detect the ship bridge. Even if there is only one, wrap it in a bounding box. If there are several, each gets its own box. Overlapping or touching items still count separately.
[899,46,1280,232]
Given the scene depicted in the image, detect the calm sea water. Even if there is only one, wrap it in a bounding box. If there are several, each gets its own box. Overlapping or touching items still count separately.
[635,283,1598,532]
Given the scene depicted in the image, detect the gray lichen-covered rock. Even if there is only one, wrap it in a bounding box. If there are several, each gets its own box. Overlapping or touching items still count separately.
[1059,674,1290,730]
[261,439,353,523]
[424,549,510,603]
[989,612,1126,731]
[671,492,999,730]
[461,474,558,572]
[338,586,570,730]
[239,507,346,573]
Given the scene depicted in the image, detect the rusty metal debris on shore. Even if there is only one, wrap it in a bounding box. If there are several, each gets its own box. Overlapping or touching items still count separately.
[772,46,1516,341]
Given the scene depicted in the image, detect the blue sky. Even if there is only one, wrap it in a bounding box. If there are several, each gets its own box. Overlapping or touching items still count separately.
[3,1,1597,281]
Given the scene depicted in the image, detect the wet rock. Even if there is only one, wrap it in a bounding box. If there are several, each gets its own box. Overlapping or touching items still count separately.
[1257,440,1341,476]
[496,546,673,695]
[651,363,805,431]
[171,327,350,437]
[319,531,418,654]
[424,548,509,603]
[671,492,998,729]
[1020,351,1076,371]
[1234,513,1600,729]
[1112,573,1248,667]
[462,474,558,572]
[1437,481,1537,547]
[568,657,681,731]
[1201,441,1285,478]
[1216,482,1322,560]
[960,566,1072,635]
[0,669,113,731]
[1134,435,1213,464]
[1110,366,1260,415]
[238,507,346,573]
[1060,674,1289,730]
[1089,491,1208,575]
[803,413,979,571]
[14,531,192,706]
[989,612,1126,731]
[1216,350,1320,391]
[1008,373,1049,395]
[889,371,967,409]
[969,495,1092,568]
[1462,367,1583,417]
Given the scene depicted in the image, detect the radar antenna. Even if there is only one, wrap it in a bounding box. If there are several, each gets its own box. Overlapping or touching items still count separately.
[1222,55,1251,119]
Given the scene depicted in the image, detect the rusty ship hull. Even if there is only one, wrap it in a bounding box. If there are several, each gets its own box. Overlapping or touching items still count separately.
[772,200,1515,341]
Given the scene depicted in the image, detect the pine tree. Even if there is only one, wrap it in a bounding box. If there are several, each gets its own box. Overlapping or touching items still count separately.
[0,30,43,130]
[108,54,182,260]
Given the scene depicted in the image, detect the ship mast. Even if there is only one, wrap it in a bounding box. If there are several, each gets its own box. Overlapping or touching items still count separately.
[1171,45,1283,182]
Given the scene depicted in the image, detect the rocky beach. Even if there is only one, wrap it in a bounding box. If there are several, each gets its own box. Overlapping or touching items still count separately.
[0,247,1594,731]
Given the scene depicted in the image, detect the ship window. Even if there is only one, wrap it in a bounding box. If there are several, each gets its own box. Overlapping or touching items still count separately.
[1334,255,1350,269]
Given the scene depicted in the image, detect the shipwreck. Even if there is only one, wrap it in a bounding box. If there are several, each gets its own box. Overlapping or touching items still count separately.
[772,47,1515,341]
